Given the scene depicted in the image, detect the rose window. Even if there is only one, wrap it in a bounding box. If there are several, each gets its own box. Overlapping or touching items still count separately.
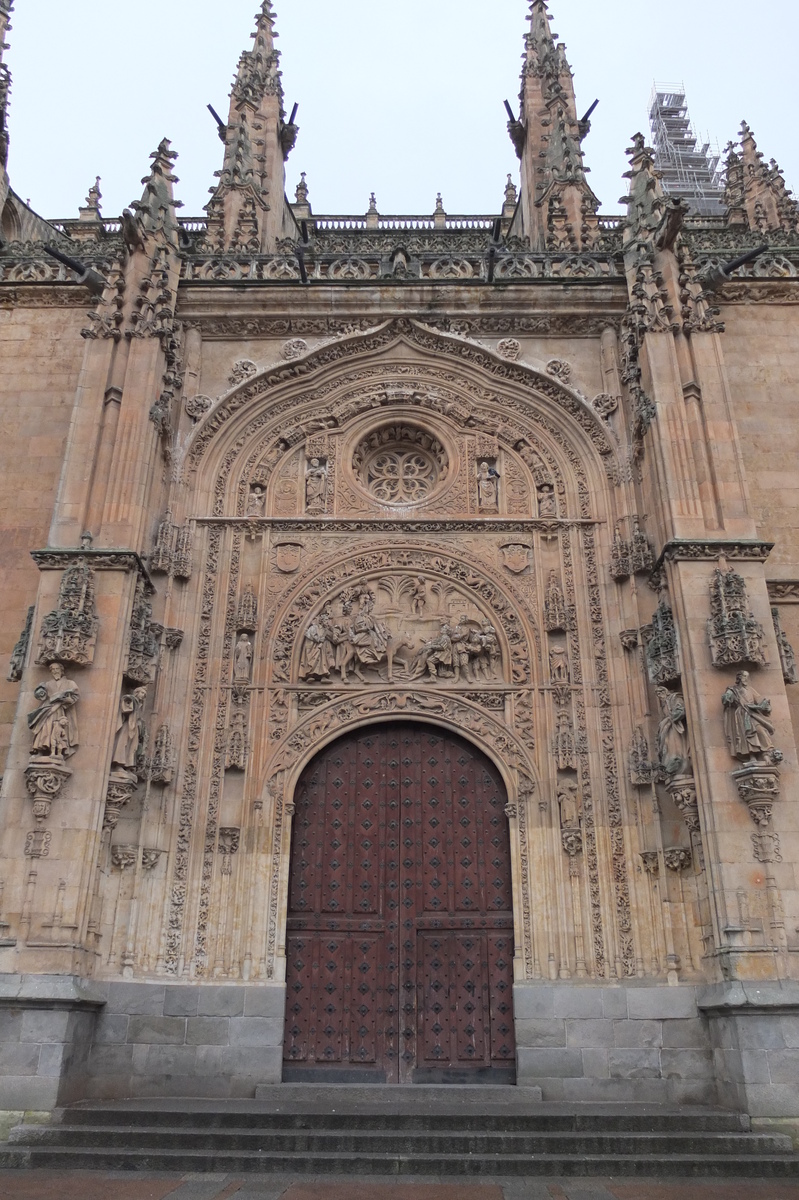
[353,425,447,506]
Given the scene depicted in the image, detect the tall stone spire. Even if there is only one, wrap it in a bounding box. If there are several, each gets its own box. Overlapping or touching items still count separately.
[724,122,799,236]
[205,1,298,254]
[0,0,14,213]
[509,0,600,251]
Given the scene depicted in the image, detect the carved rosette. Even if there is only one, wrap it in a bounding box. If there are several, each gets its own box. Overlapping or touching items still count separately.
[731,763,781,828]
[666,775,700,833]
[103,776,137,832]
[25,761,71,824]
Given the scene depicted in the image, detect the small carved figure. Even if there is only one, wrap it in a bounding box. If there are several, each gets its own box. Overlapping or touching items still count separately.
[247,486,266,517]
[722,671,776,761]
[412,622,457,681]
[477,461,500,510]
[233,633,253,683]
[537,484,557,518]
[304,458,327,513]
[558,779,582,830]
[411,576,428,616]
[299,609,335,682]
[27,664,80,760]
[549,646,570,684]
[345,591,391,681]
[655,687,691,778]
[111,687,148,775]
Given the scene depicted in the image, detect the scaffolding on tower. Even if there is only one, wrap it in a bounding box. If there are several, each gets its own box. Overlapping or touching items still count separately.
[649,83,725,217]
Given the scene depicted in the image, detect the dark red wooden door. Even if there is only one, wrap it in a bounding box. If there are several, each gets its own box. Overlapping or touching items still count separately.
[283,724,516,1083]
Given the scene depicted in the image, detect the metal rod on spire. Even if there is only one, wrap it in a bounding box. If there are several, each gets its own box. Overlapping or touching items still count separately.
[207,105,227,143]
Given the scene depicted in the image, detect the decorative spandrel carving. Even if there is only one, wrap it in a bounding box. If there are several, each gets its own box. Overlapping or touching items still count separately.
[236,583,258,632]
[708,568,767,668]
[646,600,680,685]
[544,571,567,632]
[125,574,158,685]
[295,574,506,688]
[36,559,99,667]
[772,606,798,684]
[8,605,34,682]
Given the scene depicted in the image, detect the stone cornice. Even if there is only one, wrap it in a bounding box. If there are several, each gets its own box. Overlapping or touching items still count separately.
[194,517,599,533]
[32,549,154,591]
[655,539,774,570]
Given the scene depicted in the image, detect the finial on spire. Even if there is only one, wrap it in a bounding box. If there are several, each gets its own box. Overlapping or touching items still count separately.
[731,121,799,235]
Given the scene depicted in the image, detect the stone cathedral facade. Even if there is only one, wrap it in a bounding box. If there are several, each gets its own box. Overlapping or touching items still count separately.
[0,0,798,1121]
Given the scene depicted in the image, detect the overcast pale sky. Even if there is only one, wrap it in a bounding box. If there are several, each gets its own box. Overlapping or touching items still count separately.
[6,1,798,220]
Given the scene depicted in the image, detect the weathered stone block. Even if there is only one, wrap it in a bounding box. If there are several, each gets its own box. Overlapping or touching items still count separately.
[142,1045,198,1076]
[196,986,245,1018]
[660,1047,715,1080]
[512,985,555,1020]
[87,1044,137,1075]
[185,1017,229,1046]
[105,983,166,1017]
[515,1048,584,1077]
[163,988,200,1018]
[565,1019,615,1048]
[228,1017,283,1048]
[739,1049,772,1084]
[626,987,697,1021]
[126,1016,186,1046]
[36,1043,67,1078]
[514,1018,565,1048]
[93,1014,129,1045]
[607,1048,661,1079]
[243,987,286,1018]
[767,1049,799,1085]
[661,1018,709,1049]
[601,990,629,1019]
[612,1019,663,1048]
[20,1009,71,1044]
[552,989,603,1019]
[737,1015,788,1051]
[0,1042,40,1075]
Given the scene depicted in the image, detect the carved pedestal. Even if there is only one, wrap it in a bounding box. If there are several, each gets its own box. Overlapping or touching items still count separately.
[667,774,700,833]
[103,774,137,832]
[732,763,781,828]
[24,759,72,825]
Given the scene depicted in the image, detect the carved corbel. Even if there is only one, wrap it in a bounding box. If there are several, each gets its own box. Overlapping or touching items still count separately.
[111,845,137,870]
[664,846,692,873]
[103,778,137,832]
[640,850,659,876]
[25,762,71,825]
[666,775,700,833]
[731,762,781,828]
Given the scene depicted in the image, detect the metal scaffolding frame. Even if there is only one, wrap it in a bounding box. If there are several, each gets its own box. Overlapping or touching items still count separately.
[649,83,725,218]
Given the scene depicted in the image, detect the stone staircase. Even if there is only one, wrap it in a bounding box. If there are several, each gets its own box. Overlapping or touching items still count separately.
[1,1086,798,1177]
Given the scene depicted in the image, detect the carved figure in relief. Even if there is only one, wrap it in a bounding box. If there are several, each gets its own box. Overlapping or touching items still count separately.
[233,633,253,683]
[722,671,776,761]
[656,688,691,778]
[538,484,557,518]
[299,608,336,682]
[111,687,147,777]
[549,646,570,684]
[247,486,266,517]
[345,590,392,681]
[304,458,327,513]
[477,461,500,510]
[558,779,582,830]
[412,622,460,681]
[27,664,80,760]
[411,576,428,616]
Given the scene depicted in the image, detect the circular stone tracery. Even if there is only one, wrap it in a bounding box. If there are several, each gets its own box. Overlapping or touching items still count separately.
[353,424,448,505]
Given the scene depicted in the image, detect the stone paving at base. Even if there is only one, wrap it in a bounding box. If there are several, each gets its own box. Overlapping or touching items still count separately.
[2,1175,799,1200]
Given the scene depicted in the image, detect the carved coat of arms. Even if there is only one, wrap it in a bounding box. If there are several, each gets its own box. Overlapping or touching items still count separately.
[275,543,304,574]
[500,543,532,574]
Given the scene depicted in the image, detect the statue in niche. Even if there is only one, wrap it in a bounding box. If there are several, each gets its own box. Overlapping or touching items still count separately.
[304,458,327,513]
[655,687,691,778]
[111,687,148,777]
[411,576,428,616]
[28,663,80,760]
[476,461,500,510]
[299,606,336,682]
[558,779,582,830]
[549,646,570,684]
[233,633,253,683]
[722,671,777,761]
[538,484,557,518]
[247,486,266,517]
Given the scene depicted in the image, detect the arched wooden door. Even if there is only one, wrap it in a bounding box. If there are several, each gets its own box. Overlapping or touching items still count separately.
[283,723,516,1083]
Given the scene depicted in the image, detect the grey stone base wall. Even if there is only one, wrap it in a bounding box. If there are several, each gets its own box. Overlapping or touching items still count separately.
[513,983,718,1105]
[699,982,799,1118]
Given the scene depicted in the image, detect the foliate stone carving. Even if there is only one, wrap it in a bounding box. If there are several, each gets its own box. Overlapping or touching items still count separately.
[184,394,213,421]
[36,559,99,666]
[629,725,653,786]
[732,763,781,828]
[500,544,532,575]
[546,359,572,383]
[667,777,700,833]
[233,633,253,683]
[164,628,184,650]
[496,338,521,361]
[544,571,567,632]
[305,457,328,514]
[640,850,659,876]
[150,510,174,574]
[553,709,576,771]
[646,600,680,685]
[772,606,798,684]
[218,827,240,875]
[592,393,619,419]
[353,425,447,505]
[611,519,655,581]
[229,359,257,387]
[664,847,692,873]
[173,523,193,580]
[751,832,782,864]
[150,724,174,785]
[111,845,137,870]
[25,761,72,825]
[226,706,249,772]
[24,830,51,859]
[125,575,158,685]
[708,568,767,668]
[141,848,163,870]
[103,778,137,832]
[236,583,258,632]
[282,338,308,360]
[8,605,34,682]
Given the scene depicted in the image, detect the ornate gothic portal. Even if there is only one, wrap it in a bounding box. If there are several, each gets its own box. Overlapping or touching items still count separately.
[284,724,516,1083]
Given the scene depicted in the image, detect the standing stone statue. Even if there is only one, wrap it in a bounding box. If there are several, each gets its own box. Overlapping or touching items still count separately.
[476,461,499,510]
[27,663,80,760]
[304,458,327,513]
[722,671,776,761]
[233,633,253,683]
[655,687,691,778]
[111,687,148,775]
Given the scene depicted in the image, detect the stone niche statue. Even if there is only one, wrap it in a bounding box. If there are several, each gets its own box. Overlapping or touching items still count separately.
[304,458,328,514]
[655,686,691,778]
[476,461,500,511]
[110,687,148,781]
[233,633,253,683]
[27,663,80,760]
[722,670,776,761]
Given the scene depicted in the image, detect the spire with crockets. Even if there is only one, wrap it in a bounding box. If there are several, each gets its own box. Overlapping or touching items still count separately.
[508,0,600,252]
[204,1,299,255]
[724,122,799,237]
[0,0,14,192]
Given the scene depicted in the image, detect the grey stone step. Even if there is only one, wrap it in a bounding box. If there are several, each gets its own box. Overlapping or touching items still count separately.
[8,1123,794,1157]
[1,1145,798,1177]
[253,1083,545,1108]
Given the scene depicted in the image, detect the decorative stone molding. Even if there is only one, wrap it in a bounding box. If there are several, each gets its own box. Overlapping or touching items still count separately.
[32,549,147,575]
[751,831,782,864]
[150,724,174,785]
[24,830,51,859]
[640,851,659,876]
[103,777,137,832]
[654,539,773,570]
[664,847,692,872]
[707,568,767,668]
[111,845,137,870]
[185,394,213,421]
[611,518,654,581]
[8,604,34,682]
[768,580,799,604]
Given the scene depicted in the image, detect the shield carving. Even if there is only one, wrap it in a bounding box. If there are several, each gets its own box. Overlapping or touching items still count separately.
[500,543,532,574]
[275,543,304,573]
